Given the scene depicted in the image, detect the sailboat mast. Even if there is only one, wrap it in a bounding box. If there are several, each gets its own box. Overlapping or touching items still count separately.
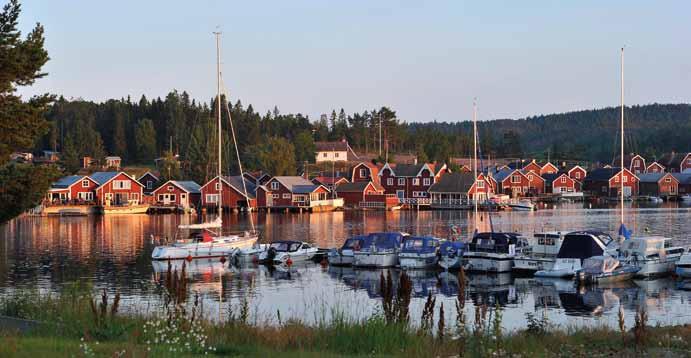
[473,99,478,226]
[620,47,624,225]
[215,31,223,217]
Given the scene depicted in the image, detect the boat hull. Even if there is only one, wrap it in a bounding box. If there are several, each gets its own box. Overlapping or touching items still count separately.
[513,256,556,274]
[399,253,438,269]
[151,236,258,260]
[439,256,464,270]
[630,257,681,277]
[463,252,513,273]
[328,248,355,266]
[353,252,398,268]
[675,265,691,278]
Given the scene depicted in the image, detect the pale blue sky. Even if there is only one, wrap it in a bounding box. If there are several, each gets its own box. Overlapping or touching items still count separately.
[17,1,691,122]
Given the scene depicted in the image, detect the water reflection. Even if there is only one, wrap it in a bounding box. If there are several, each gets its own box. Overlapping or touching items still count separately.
[1,203,690,329]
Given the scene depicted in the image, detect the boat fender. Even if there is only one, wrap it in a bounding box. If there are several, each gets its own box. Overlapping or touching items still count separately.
[186,255,193,262]
[286,257,293,267]
[220,256,226,264]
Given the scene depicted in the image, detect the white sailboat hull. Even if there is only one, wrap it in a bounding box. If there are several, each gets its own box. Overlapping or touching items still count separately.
[463,252,514,273]
[353,252,399,268]
[399,252,438,269]
[152,235,258,260]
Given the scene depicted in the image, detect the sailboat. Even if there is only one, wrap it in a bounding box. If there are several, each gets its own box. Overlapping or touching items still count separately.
[460,100,530,273]
[610,48,682,278]
[151,32,259,261]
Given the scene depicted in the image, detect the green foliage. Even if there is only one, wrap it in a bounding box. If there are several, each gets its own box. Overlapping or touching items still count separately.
[293,130,316,164]
[158,150,181,181]
[0,163,60,222]
[246,137,297,176]
[134,118,157,162]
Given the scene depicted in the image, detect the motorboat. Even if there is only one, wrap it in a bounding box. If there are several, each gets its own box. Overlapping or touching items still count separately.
[508,199,536,211]
[327,235,367,266]
[619,236,684,277]
[535,231,616,278]
[637,195,663,203]
[398,236,441,269]
[353,232,407,268]
[151,224,259,260]
[576,256,639,284]
[257,240,319,265]
[513,231,566,274]
[438,240,466,270]
[675,250,691,278]
[463,232,530,273]
[229,243,271,264]
[680,194,691,203]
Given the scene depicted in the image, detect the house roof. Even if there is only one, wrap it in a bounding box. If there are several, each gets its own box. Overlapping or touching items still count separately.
[428,172,475,193]
[585,167,620,182]
[222,175,257,199]
[90,172,120,185]
[271,176,317,192]
[312,176,348,185]
[492,169,515,183]
[390,163,428,177]
[336,181,379,193]
[170,180,201,194]
[105,156,121,160]
[672,173,691,185]
[140,171,159,181]
[638,173,668,183]
[52,175,84,189]
[541,173,561,183]
[315,141,349,151]
[292,184,322,194]
[521,170,546,181]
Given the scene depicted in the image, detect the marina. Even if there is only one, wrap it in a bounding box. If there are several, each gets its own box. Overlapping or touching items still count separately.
[2,203,691,330]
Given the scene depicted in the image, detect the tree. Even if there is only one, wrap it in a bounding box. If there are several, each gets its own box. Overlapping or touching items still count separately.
[158,150,181,181]
[134,118,157,163]
[246,137,296,176]
[60,135,80,173]
[0,0,58,223]
[293,130,316,164]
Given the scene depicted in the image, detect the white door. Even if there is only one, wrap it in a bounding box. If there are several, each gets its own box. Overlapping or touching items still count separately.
[623,186,632,197]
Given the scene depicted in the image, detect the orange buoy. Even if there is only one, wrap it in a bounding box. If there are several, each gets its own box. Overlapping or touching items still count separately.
[286,257,293,267]
[186,255,193,262]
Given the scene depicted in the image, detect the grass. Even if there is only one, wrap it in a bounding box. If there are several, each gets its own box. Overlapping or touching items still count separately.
[0,274,690,357]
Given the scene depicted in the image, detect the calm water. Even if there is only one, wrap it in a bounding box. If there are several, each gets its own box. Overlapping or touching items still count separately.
[2,202,691,331]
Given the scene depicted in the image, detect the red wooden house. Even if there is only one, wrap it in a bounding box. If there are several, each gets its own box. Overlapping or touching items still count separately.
[139,171,160,195]
[91,172,144,206]
[335,181,384,207]
[659,152,691,173]
[540,162,559,176]
[545,173,581,194]
[523,160,542,174]
[199,175,257,209]
[467,173,494,201]
[682,153,691,172]
[312,176,349,192]
[646,162,665,173]
[351,162,381,185]
[47,175,99,204]
[639,173,678,198]
[493,169,530,198]
[523,170,545,195]
[379,163,436,203]
[608,168,639,198]
[568,165,587,182]
[256,176,331,208]
[629,154,646,175]
[152,180,201,209]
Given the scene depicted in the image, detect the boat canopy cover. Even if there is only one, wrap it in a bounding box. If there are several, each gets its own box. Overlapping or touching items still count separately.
[471,232,520,246]
[440,241,465,255]
[270,241,303,252]
[401,237,439,254]
[556,232,607,259]
[581,256,620,274]
[342,236,367,250]
[361,232,405,251]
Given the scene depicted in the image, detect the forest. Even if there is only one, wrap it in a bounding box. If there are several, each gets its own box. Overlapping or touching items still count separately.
[37,93,691,185]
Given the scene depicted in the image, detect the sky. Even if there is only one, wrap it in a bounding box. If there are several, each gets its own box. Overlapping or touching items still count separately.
[16,0,691,122]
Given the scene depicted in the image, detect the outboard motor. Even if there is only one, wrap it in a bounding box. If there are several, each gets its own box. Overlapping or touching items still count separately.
[267,246,278,262]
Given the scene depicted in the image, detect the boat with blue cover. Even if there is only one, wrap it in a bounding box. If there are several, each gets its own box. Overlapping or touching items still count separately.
[398,236,441,269]
[353,232,407,268]
[438,240,466,270]
[328,235,367,266]
[463,232,530,273]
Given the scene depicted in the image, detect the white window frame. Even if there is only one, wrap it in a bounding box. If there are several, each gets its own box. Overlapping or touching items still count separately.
[477,180,485,188]
[412,178,420,186]
[528,175,534,181]
[387,178,393,186]
[561,176,567,183]
[180,193,186,200]
[167,185,174,192]
[272,193,279,199]
[322,152,327,158]
[78,192,93,201]
[131,193,139,202]
[623,176,628,183]
[215,182,221,191]
[335,152,339,158]
[397,178,405,186]
[423,178,431,186]
[206,194,219,203]
[82,180,90,188]
[271,181,279,190]
[146,181,153,190]
[664,177,671,183]
[282,193,291,199]
[113,180,131,190]
[169,194,176,201]
[360,169,367,178]
[511,175,521,183]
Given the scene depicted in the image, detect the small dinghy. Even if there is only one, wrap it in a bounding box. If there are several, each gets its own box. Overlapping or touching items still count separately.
[576,255,639,284]
[508,199,536,211]
[328,235,367,266]
[257,241,319,265]
[353,232,407,268]
[438,241,466,270]
[398,236,441,269]
[229,243,271,264]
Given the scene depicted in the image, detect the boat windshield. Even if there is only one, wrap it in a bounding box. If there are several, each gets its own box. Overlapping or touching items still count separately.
[402,237,438,253]
[343,237,365,250]
[270,242,301,252]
